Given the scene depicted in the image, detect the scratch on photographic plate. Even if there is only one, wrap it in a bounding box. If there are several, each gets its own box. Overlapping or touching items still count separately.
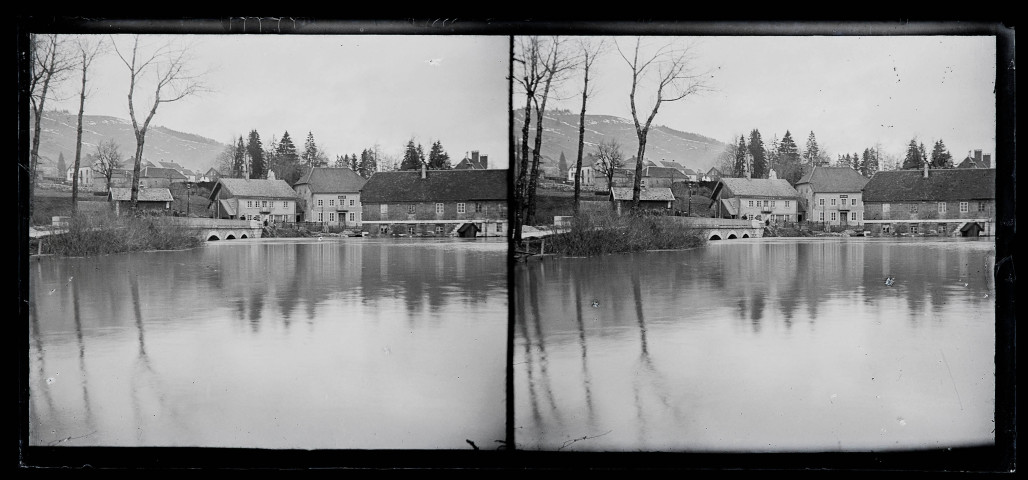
[939,349,963,411]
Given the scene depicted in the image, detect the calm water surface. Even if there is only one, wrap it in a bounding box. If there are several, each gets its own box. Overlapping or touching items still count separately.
[29,237,507,449]
[515,237,995,452]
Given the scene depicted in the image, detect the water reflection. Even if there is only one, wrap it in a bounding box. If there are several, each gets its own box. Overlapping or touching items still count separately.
[29,238,507,449]
[516,238,996,452]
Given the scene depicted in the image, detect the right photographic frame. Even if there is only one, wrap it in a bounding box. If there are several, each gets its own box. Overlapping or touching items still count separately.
[509,24,1015,470]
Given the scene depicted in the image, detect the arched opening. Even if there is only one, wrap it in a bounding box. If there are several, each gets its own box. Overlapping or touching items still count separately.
[727,234,737,239]
[240,234,248,239]
[226,235,236,240]
[742,234,749,238]
[207,235,220,241]
[709,234,722,240]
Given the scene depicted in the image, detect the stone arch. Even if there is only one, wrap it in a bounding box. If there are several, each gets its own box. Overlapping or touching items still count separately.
[709,230,722,240]
[226,232,237,240]
[240,234,248,239]
[742,233,750,238]
[206,231,220,241]
[727,231,738,239]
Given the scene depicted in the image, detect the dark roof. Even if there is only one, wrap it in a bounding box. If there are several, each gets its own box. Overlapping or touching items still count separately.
[796,166,870,192]
[956,156,990,169]
[109,187,174,202]
[644,166,686,178]
[142,167,187,179]
[716,177,799,199]
[361,169,507,203]
[611,187,675,201]
[454,158,486,170]
[294,167,367,193]
[862,168,995,202]
[213,178,298,200]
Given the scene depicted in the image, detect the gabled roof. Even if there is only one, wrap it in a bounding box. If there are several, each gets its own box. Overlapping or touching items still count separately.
[956,156,990,169]
[293,167,367,193]
[108,187,174,202]
[142,167,187,180]
[644,166,687,179]
[610,187,675,202]
[159,161,184,170]
[862,168,995,202]
[454,158,486,170]
[212,178,298,200]
[715,177,800,199]
[796,166,870,192]
[360,169,507,203]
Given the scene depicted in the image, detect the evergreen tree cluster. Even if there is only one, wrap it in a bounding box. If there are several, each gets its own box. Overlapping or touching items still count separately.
[399,138,453,171]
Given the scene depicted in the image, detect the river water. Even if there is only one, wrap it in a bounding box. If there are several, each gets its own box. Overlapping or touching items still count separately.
[28,237,508,450]
[515,237,996,452]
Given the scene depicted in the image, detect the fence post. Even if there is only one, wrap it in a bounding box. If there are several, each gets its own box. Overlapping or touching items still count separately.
[540,238,545,255]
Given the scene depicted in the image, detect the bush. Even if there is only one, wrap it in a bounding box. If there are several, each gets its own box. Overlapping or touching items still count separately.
[38,210,203,256]
[541,211,705,257]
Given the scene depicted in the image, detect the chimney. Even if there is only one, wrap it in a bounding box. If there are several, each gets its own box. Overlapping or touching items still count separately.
[421,162,426,179]
[923,159,929,179]
[974,149,982,163]
[983,154,991,168]
[480,154,488,169]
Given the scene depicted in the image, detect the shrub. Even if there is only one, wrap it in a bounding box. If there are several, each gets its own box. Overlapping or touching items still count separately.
[542,211,705,257]
[38,210,202,256]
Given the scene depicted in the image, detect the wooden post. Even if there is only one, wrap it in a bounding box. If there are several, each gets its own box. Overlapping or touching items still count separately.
[540,238,545,256]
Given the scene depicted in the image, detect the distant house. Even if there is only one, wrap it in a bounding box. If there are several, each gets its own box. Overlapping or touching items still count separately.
[453,151,489,170]
[208,178,298,223]
[861,167,995,236]
[710,177,801,223]
[159,161,185,171]
[705,167,723,182]
[141,167,188,188]
[795,166,870,228]
[956,149,992,169]
[65,165,95,186]
[610,187,675,215]
[108,187,174,216]
[565,162,597,187]
[641,166,689,189]
[202,168,221,183]
[360,166,507,237]
[293,167,368,226]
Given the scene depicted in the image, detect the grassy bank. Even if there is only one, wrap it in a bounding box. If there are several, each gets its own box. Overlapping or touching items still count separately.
[33,210,203,257]
[541,212,706,257]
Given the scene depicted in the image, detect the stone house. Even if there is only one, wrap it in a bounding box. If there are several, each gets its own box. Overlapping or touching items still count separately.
[609,187,675,215]
[108,187,174,216]
[360,166,507,237]
[710,177,801,223]
[861,166,995,236]
[293,167,367,227]
[208,178,298,223]
[795,166,870,229]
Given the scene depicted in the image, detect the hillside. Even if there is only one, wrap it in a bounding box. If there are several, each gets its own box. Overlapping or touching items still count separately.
[513,109,726,175]
[29,110,228,177]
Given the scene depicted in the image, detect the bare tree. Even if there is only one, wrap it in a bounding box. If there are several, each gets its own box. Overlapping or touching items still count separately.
[526,36,577,226]
[616,37,711,209]
[512,36,544,243]
[572,38,607,216]
[28,33,75,218]
[70,35,107,212]
[93,139,124,192]
[594,138,625,208]
[111,35,206,209]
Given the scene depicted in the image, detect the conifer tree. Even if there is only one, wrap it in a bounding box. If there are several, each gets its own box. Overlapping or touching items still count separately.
[349,153,360,172]
[427,140,451,169]
[56,152,67,180]
[804,131,821,168]
[247,130,266,179]
[400,139,422,170]
[902,138,922,170]
[930,139,954,169]
[733,135,748,178]
[232,136,246,178]
[557,151,568,177]
[777,130,803,184]
[748,129,767,179]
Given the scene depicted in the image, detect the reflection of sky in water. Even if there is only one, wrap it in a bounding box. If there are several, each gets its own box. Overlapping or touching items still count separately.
[516,238,996,452]
[29,239,507,449]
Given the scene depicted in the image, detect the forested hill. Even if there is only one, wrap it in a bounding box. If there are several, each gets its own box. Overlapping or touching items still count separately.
[513,109,726,174]
[30,110,227,175]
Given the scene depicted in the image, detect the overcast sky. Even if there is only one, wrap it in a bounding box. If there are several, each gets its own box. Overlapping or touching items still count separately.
[538,35,997,166]
[46,34,510,167]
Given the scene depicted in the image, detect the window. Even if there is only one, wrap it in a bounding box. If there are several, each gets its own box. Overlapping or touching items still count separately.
[819,212,825,221]
[247,201,253,208]
[435,226,443,235]
[380,225,388,234]
[771,200,776,208]
[960,202,969,213]
[910,224,919,234]
[457,203,466,214]
[349,212,355,222]
[436,203,444,214]
[851,212,857,221]
[262,201,267,208]
[317,199,323,206]
[496,223,503,233]
[831,198,836,206]
[380,204,388,215]
[283,201,289,208]
[329,199,335,206]
[910,204,918,213]
[978,202,986,212]
[318,212,323,222]
[883,203,890,213]
[785,200,791,208]
[763,200,769,207]
[748,200,754,207]
[338,195,346,201]
[851,198,857,206]
[938,202,947,214]
[883,224,891,234]
[328,213,335,222]
[408,226,415,235]
[350,199,355,207]
[407,204,416,214]
[831,212,837,221]
[819,198,825,206]
[475,202,483,213]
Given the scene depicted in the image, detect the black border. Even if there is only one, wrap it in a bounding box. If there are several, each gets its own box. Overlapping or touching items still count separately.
[15,17,1016,472]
